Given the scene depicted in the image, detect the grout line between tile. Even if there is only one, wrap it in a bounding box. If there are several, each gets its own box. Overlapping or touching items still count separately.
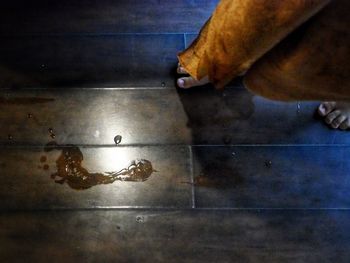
[2,207,350,213]
[1,87,173,90]
[188,145,196,209]
[0,32,199,38]
[0,144,349,149]
[0,85,246,91]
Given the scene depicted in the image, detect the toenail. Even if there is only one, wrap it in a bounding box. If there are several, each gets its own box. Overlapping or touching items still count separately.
[177,79,185,88]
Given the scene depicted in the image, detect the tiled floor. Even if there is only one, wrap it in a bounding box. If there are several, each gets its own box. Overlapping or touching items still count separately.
[1,0,349,262]
[2,210,350,262]
[1,86,349,262]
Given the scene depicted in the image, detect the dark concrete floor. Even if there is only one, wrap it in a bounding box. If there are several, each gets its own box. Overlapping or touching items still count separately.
[0,1,349,262]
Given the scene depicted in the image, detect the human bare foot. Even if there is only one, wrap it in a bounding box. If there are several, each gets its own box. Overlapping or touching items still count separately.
[176,63,209,89]
[318,102,350,130]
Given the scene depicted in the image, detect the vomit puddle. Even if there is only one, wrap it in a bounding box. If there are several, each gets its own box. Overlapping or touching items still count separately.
[40,142,156,190]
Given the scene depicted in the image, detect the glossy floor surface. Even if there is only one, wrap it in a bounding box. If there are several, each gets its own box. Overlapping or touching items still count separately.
[1,1,349,262]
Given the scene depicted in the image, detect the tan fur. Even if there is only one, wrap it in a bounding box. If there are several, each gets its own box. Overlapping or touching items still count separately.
[178,0,332,92]
[244,0,350,101]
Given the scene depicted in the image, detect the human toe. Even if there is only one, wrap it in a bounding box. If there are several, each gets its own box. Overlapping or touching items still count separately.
[325,110,341,124]
[177,78,185,88]
[177,77,198,89]
[331,114,347,129]
[339,119,350,130]
[318,102,336,116]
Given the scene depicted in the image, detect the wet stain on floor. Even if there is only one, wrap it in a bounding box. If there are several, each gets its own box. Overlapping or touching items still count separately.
[194,163,244,189]
[41,142,156,190]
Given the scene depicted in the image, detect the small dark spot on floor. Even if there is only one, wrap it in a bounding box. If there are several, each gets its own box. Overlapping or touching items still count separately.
[265,160,272,168]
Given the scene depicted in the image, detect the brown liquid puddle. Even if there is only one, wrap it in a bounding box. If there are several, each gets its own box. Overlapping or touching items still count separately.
[42,142,156,190]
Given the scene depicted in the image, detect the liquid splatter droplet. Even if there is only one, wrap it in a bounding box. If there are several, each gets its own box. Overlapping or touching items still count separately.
[265,160,272,168]
[114,135,122,145]
[94,130,100,138]
[27,113,33,118]
[48,128,55,139]
[161,82,166,87]
[136,216,145,223]
[8,135,13,140]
